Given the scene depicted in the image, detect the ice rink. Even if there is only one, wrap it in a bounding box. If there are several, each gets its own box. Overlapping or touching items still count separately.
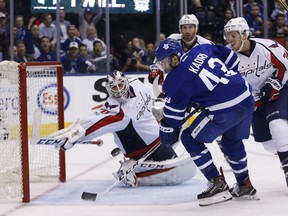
[1,133,288,216]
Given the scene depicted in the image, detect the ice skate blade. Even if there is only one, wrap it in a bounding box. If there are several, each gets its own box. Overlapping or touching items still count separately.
[232,194,260,201]
[199,190,232,207]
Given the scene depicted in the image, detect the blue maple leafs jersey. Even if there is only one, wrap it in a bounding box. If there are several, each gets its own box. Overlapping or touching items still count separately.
[163,44,252,128]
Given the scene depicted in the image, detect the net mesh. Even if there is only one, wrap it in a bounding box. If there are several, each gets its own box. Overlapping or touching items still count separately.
[0,61,62,200]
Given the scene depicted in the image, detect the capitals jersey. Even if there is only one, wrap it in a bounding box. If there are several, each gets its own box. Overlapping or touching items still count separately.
[168,33,213,53]
[228,38,288,94]
[163,44,251,128]
[78,78,160,158]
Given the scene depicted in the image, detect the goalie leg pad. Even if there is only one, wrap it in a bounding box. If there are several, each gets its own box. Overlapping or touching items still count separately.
[135,155,196,186]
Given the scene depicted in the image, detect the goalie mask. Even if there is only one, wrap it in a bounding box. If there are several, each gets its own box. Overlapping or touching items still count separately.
[106,71,130,103]
[155,38,183,72]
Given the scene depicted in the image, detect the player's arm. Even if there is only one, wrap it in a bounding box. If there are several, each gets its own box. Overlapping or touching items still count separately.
[255,41,287,106]
[48,98,125,150]
[211,44,240,71]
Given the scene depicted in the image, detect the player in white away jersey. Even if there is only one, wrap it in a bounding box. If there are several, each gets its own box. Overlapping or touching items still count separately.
[224,17,288,188]
[148,14,213,86]
[48,71,196,187]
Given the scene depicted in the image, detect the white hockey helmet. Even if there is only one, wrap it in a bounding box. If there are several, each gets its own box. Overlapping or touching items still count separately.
[223,17,250,39]
[179,14,199,33]
[106,71,130,103]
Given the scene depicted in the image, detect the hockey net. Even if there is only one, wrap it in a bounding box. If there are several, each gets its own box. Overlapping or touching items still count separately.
[0,61,65,202]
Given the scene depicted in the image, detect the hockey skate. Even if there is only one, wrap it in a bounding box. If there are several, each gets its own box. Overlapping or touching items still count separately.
[229,177,259,200]
[281,164,288,187]
[197,170,232,206]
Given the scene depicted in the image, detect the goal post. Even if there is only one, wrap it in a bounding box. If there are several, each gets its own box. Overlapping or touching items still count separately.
[0,61,65,203]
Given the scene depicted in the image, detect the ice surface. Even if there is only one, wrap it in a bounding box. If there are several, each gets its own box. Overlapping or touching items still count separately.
[1,133,288,216]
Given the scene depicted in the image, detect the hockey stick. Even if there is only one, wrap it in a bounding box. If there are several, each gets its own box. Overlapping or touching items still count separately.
[152,75,165,98]
[81,106,202,202]
[81,142,161,202]
[30,108,103,147]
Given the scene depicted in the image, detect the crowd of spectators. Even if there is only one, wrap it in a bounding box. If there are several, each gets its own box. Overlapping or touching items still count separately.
[0,0,288,74]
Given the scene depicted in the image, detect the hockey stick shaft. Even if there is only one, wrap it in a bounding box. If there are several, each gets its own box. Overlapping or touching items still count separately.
[81,142,161,202]
[35,138,103,146]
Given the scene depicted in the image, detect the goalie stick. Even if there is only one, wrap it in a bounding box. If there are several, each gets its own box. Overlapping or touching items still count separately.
[152,75,165,98]
[30,108,103,148]
[81,142,161,202]
[81,106,202,202]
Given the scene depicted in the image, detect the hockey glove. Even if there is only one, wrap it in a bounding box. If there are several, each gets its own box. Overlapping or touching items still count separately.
[48,118,86,151]
[260,77,283,102]
[159,118,179,145]
[148,64,164,84]
[113,158,138,187]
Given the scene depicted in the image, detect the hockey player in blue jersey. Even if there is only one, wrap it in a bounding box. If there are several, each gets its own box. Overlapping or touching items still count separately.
[155,38,257,206]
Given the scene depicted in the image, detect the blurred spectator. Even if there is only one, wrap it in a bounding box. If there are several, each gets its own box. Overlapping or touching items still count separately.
[193,1,216,35]
[28,24,41,59]
[245,4,264,37]
[79,44,89,59]
[87,40,117,72]
[14,15,27,41]
[215,9,234,39]
[271,1,288,25]
[79,1,102,39]
[82,25,106,54]
[159,33,166,42]
[0,12,8,59]
[0,0,7,16]
[52,9,70,43]
[145,42,155,65]
[36,36,57,61]
[14,40,32,63]
[215,0,237,19]
[269,13,288,38]
[244,0,264,16]
[121,37,150,72]
[15,16,42,60]
[6,45,18,61]
[60,24,83,55]
[39,13,57,48]
[61,41,96,74]
[202,32,214,41]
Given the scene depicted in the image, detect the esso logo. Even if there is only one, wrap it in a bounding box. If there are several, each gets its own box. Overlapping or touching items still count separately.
[37,83,70,115]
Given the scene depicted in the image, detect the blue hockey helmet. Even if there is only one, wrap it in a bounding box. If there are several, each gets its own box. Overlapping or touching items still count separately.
[155,38,183,62]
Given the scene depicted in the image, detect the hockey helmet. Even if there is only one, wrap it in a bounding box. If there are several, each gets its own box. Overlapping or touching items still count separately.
[155,38,183,72]
[106,71,129,103]
[179,14,199,33]
[223,17,249,39]
[155,38,183,62]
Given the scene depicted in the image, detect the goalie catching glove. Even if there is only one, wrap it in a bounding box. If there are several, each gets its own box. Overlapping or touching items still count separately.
[159,118,180,146]
[255,76,283,106]
[48,118,86,151]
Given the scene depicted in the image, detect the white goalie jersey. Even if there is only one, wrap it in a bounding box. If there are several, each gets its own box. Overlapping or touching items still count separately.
[228,38,288,95]
[79,78,160,158]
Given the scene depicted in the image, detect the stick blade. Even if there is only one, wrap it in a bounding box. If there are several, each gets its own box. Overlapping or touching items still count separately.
[81,192,97,201]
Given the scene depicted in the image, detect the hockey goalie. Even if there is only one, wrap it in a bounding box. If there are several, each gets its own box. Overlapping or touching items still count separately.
[48,70,196,187]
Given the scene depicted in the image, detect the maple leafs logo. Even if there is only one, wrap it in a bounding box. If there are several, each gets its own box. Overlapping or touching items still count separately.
[163,43,169,50]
